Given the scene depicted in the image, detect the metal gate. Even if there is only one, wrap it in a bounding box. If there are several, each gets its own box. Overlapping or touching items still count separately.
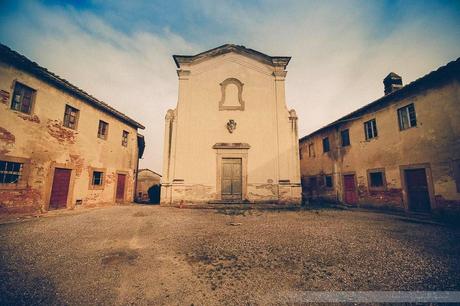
[221,158,242,200]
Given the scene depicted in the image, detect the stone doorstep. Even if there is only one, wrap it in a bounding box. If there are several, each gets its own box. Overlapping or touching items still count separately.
[175,202,301,210]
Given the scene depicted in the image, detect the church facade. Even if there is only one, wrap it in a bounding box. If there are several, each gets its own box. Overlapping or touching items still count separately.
[161,45,301,205]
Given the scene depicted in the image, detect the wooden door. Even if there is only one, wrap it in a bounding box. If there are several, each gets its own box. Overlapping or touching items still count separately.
[405,168,431,212]
[116,174,126,202]
[343,174,357,205]
[49,168,71,210]
[221,158,242,200]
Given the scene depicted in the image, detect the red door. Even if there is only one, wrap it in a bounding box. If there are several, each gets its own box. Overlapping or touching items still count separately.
[343,174,357,205]
[405,168,431,212]
[49,168,71,210]
[116,174,126,202]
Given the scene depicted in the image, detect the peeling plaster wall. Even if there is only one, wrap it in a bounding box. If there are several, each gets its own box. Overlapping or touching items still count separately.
[300,81,460,211]
[161,51,301,205]
[0,62,139,214]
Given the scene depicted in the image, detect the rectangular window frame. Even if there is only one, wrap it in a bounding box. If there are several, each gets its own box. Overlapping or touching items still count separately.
[122,130,129,147]
[308,143,315,158]
[0,156,30,190]
[322,137,330,153]
[364,119,378,140]
[10,81,36,115]
[89,167,106,190]
[398,103,417,131]
[63,104,80,130]
[97,120,109,140]
[341,129,350,147]
[367,168,387,191]
[325,175,333,189]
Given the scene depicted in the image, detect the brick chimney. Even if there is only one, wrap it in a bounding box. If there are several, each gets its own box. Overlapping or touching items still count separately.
[383,72,403,95]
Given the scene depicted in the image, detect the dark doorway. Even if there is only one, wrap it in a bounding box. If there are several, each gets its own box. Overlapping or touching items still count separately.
[343,174,357,205]
[148,185,161,204]
[116,174,126,202]
[404,168,431,212]
[49,168,71,210]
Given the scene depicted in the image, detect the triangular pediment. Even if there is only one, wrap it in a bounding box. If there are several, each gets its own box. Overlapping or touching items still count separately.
[173,44,290,69]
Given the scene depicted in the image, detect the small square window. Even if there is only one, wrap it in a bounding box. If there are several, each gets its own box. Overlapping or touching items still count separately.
[341,129,350,147]
[325,175,333,188]
[0,160,23,184]
[322,137,330,153]
[92,171,104,186]
[11,82,35,114]
[398,103,417,130]
[98,120,109,139]
[122,130,129,147]
[364,119,378,140]
[368,170,386,190]
[63,105,79,129]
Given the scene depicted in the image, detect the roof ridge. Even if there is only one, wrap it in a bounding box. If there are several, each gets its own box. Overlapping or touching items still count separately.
[300,57,460,141]
[0,43,145,129]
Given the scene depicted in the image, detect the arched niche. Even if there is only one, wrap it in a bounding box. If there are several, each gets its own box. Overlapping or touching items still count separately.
[218,78,245,111]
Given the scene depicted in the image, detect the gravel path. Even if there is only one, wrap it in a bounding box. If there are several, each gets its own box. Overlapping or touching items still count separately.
[0,205,459,305]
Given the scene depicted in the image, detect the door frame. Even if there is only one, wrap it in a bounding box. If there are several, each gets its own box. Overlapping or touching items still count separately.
[342,171,358,205]
[114,170,129,203]
[44,162,76,211]
[215,150,248,201]
[399,163,435,211]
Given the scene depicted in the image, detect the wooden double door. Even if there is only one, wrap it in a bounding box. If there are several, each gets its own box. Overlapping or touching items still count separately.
[404,168,431,212]
[221,158,242,200]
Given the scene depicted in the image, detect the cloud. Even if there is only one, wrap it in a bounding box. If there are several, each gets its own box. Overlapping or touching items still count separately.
[1,0,459,172]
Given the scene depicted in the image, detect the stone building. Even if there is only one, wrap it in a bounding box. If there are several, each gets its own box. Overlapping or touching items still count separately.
[0,44,145,214]
[136,169,161,203]
[299,58,460,213]
[161,44,301,205]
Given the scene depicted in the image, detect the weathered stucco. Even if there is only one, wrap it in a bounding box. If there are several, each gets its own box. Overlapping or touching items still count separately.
[161,45,301,205]
[300,71,460,212]
[0,61,142,214]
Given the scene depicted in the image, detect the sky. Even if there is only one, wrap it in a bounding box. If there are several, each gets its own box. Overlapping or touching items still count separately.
[1,0,459,173]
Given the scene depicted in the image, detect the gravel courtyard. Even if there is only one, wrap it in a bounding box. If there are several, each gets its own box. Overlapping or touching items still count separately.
[1,205,459,305]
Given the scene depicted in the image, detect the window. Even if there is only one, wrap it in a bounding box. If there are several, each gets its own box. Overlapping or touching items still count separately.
[63,105,79,129]
[325,175,333,188]
[322,137,330,153]
[341,129,350,147]
[0,160,23,184]
[92,171,104,186]
[398,103,417,130]
[308,143,315,157]
[368,169,386,190]
[364,119,378,140]
[97,120,108,139]
[122,130,129,147]
[11,82,35,114]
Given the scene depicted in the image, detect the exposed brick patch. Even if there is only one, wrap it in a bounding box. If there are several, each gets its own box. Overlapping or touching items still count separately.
[47,119,75,144]
[0,127,15,145]
[69,154,84,177]
[17,113,40,124]
[0,188,42,214]
[435,195,460,209]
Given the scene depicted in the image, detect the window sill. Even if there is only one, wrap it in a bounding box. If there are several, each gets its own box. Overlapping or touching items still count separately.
[0,183,28,190]
[89,185,105,190]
